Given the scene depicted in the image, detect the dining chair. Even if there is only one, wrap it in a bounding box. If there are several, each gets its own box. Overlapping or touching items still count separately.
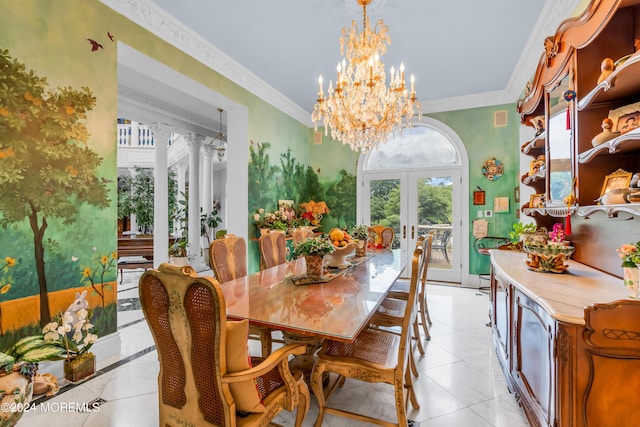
[310,245,423,427]
[258,231,287,269]
[368,225,395,249]
[292,228,314,245]
[209,235,273,357]
[368,235,431,376]
[431,227,452,262]
[387,231,435,339]
[138,263,310,427]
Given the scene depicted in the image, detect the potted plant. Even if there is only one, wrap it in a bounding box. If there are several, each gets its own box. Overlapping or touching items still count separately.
[291,236,335,277]
[508,222,543,250]
[200,202,222,248]
[169,238,190,266]
[43,291,99,382]
[350,225,370,257]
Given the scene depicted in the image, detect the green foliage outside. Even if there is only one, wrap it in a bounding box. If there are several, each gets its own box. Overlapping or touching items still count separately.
[370,177,453,230]
[0,50,111,325]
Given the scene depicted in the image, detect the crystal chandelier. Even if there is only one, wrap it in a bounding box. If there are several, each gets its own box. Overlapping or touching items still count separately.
[311,0,421,153]
[214,108,226,161]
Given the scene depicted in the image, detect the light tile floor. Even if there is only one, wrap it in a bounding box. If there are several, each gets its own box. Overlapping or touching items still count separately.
[20,270,529,427]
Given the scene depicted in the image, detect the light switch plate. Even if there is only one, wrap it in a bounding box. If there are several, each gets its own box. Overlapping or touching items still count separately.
[484,210,493,217]
[477,210,483,218]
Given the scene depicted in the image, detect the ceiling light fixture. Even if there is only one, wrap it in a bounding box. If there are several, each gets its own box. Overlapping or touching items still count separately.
[214,108,226,161]
[311,0,421,153]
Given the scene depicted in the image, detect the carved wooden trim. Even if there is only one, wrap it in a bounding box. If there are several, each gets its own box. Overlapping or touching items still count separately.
[518,0,622,120]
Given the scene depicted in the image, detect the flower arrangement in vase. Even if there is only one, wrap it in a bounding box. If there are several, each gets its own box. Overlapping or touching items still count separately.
[298,201,329,227]
[253,208,288,234]
[617,242,640,299]
[350,225,370,257]
[43,291,99,382]
[291,236,335,277]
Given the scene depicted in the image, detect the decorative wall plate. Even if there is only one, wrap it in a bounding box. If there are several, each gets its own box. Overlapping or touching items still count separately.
[482,158,504,181]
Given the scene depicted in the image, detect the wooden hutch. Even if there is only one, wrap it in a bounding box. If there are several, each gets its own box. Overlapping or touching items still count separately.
[490,1,640,426]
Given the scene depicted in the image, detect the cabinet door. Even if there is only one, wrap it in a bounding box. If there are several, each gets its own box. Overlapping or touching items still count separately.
[513,290,556,427]
[491,269,511,377]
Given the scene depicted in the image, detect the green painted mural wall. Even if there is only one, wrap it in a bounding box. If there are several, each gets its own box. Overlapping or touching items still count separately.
[429,104,520,275]
[0,1,315,342]
[0,0,524,356]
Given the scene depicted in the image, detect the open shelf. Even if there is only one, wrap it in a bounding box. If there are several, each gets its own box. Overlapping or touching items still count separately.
[578,51,640,110]
[521,132,545,155]
[521,169,545,185]
[577,203,640,218]
[578,129,640,163]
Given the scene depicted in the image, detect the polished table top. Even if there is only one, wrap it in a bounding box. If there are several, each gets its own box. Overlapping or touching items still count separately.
[220,249,406,342]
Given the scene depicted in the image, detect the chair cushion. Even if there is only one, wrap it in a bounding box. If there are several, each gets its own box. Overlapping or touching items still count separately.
[226,319,265,413]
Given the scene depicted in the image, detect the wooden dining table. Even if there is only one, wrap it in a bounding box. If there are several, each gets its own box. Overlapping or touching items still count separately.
[219,249,407,343]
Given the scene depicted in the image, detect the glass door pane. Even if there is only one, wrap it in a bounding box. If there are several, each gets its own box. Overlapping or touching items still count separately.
[409,170,460,283]
[368,178,401,250]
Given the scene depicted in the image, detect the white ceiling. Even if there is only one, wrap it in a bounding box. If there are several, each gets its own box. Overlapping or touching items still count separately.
[111,0,583,129]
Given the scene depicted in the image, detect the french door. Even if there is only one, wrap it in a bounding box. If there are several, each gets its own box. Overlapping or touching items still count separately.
[364,168,461,283]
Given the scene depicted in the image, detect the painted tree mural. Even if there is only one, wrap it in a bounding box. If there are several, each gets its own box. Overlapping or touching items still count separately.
[248,140,356,234]
[0,50,110,325]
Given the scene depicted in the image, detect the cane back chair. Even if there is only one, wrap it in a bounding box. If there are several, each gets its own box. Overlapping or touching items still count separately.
[209,235,273,357]
[258,232,287,270]
[139,263,309,427]
[368,225,395,249]
[310,245,423,427]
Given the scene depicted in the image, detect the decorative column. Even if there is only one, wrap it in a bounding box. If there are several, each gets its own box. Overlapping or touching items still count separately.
[173,161,187,236]
[187,133,204,261]
[127,167,138,233]
[201,142,214,217]
[149,123,172,268]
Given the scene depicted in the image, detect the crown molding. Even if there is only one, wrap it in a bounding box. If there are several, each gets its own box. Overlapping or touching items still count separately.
[103,0,582,122]
[425,0,582,113]
[101,0,312,126]
[504,0,583,106]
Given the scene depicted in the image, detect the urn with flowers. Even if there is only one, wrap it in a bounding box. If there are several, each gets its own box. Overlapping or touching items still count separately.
[617,242,640,299]
[291,236,335,278]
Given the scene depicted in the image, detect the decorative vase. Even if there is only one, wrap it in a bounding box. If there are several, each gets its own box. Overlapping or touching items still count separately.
[169,256,190,267]
[523,244,575,273]
[0,363,36,427]
[355,238,368,257]
[304,255,324,278]
[324,242,357,269]
[623,267,640,299]
[63,352,96,382]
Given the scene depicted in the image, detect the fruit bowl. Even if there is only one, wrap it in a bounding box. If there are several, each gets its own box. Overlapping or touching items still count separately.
[523,244,575,273]
[324,242,357,269]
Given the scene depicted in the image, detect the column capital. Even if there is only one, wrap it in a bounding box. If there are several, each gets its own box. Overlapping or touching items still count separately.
[201,142,216,161]
[148,123,173,145]
[187,133,206,149]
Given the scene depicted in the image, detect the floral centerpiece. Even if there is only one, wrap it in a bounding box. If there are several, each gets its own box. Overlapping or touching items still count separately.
[291,236,335,277]
[617,242,640,298]
[253,208,288,233]
[350,225,370,257]
[298,201,329,227]
[43,292,99,381]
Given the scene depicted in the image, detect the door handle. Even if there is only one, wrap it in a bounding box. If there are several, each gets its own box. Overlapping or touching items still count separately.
[412,225,415,239]
[403,225,406,239]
